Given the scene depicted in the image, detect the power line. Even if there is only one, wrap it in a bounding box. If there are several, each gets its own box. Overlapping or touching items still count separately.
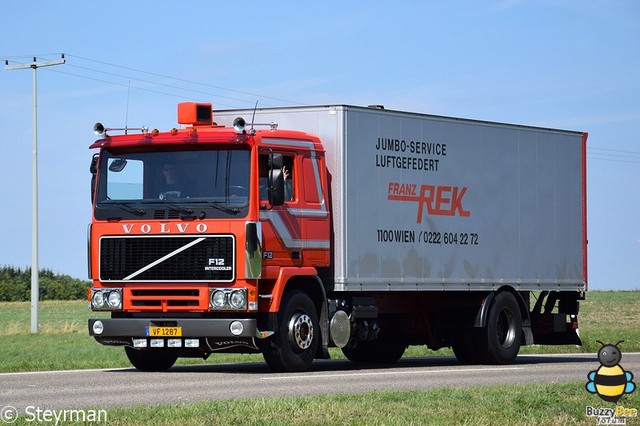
[588,153,640,160]
[589,146,640,156]
[588,156,640,164]
[46,68,243,108]
[587,146,640,164]
[62,62,265,106]
[64,54,304,106]
[51,69,214,100]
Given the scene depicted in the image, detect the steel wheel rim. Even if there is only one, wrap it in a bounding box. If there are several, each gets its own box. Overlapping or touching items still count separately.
[289,313,314,351]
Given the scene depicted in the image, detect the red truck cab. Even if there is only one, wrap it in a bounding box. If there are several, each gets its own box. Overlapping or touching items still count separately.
[88,103,330,371]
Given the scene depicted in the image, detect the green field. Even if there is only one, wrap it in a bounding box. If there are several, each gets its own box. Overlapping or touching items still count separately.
[1,291,638,425]
[0,291,638,372]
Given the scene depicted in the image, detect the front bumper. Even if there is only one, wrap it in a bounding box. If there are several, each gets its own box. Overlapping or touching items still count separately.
[88,318,261,352]
[88,318,257,339]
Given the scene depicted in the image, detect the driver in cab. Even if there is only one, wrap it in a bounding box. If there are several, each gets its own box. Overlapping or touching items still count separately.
[159,163,186,199]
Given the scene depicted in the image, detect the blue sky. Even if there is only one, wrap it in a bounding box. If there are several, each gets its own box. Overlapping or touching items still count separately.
[1,1,638,289]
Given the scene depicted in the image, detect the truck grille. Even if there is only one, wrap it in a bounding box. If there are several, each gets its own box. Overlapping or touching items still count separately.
[100,235,235,282]
[128,288,204,309]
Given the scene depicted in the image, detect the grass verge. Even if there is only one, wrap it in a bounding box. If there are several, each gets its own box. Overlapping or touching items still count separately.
[9,382,629,426]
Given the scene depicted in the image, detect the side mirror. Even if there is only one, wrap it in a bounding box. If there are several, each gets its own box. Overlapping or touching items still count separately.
[90,154,99,203]
[268,153,283,169]
[268,168,285,206]
[89,153,99,174]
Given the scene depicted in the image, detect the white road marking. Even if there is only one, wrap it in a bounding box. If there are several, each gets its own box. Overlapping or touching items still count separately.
[0,367,128,376]
[261,366,524,380]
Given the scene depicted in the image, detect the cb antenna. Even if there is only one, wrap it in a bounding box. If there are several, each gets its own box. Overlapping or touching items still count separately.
[250,100,259,134]
[125,80,131,135]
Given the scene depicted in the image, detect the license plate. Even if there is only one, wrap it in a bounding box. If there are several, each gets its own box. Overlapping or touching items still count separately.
[146,326,182,337]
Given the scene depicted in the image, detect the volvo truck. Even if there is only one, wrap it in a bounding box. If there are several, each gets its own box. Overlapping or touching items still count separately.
[87,103,587,372]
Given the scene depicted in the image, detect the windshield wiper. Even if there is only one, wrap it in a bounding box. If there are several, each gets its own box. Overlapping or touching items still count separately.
[208,202,241,215]
[108,202,146,216]
[160,200,195,216]
[188,200,241,215]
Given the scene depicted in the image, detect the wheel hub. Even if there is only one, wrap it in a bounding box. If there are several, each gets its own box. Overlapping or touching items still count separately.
[289,313,314,351]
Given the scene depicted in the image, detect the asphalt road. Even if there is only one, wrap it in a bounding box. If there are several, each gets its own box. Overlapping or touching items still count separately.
[1,353,639,413]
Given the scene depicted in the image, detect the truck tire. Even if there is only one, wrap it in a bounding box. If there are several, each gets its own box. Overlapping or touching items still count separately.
[124,346,178,372]
[481,291,522,364]
[451,328,483,365]
[262,290,319,372]
[342,336,406,364]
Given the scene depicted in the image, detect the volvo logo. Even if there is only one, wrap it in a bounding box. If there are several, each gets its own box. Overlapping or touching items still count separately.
[121,223,209,234]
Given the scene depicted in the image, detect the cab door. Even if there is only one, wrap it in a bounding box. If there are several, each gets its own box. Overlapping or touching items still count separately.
[258,144,329,269]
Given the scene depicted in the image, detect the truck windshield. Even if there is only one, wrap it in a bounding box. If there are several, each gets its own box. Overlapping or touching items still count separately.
[94,147,250,219]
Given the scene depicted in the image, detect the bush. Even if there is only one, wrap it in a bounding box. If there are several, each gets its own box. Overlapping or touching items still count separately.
[0,266,89,301]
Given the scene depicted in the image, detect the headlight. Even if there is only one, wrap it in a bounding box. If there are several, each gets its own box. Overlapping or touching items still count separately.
[229,290,246,309]
[92,290,105,309]
[211,290,227,308]
[106,290,122,309]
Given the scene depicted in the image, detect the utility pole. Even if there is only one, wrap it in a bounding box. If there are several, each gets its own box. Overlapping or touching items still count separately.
[4,54,65,333]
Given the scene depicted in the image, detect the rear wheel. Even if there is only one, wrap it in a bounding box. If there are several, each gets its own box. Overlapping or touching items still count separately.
[451,327,483,364]
[480,291,523,364]
[262,290,319,372]
[124,346,178,372]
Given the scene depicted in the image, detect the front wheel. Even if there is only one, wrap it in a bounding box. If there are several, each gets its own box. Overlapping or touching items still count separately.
[125,346,178,372]
[262,290,319,372]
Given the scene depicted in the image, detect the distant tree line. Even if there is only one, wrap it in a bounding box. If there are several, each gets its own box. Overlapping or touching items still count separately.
[0,266,89,301]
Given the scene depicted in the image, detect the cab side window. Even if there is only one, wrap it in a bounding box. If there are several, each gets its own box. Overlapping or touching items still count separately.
[259,154,295,202]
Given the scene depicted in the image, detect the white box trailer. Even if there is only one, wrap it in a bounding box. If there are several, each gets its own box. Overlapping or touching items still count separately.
[217,105,587,294]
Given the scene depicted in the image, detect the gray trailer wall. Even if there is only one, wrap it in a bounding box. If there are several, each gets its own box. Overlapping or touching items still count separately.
[216,106,586,292]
